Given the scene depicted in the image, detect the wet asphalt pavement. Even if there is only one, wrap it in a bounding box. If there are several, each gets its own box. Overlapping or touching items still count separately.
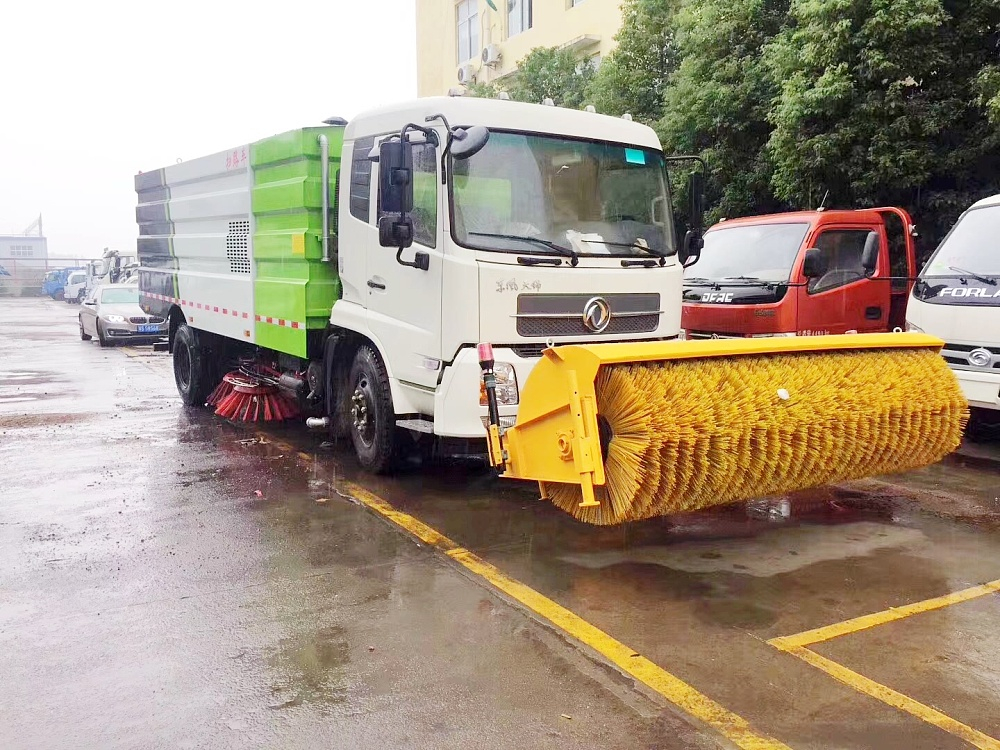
[2,296,1000,750]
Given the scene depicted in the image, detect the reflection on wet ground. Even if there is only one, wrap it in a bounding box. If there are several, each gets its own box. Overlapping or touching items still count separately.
[3,297,1000,749]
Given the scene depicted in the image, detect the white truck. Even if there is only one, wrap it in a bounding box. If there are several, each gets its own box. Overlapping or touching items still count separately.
[137,97,702,469]
[906,193,1000,435]
[65,250,138,303]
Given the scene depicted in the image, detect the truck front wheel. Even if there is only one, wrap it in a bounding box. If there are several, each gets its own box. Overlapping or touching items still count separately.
[173,324,212,407]
[348,345,397,474]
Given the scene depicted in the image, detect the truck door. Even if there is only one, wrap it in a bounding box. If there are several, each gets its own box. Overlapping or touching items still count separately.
[365,137,444,389]
[796,226,888,334]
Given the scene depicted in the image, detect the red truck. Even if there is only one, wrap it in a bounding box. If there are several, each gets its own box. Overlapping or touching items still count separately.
[682,208,917,338]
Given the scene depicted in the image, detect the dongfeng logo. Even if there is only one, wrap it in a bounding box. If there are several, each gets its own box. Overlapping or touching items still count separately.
[968,348,993,368]
[582,296,612,333]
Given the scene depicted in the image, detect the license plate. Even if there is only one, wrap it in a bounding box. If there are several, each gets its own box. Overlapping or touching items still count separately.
[137,324,160,334]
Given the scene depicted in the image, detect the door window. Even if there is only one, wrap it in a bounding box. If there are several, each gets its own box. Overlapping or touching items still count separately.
[349,136,375,223]
[808,229,871,293]
[411,144,438,248]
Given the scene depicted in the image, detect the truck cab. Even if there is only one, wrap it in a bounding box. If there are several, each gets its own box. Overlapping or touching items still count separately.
[682,208,916,339]
[906,193,1000,433]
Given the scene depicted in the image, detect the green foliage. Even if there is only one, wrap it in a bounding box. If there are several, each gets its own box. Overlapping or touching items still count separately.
[766,0,1000,241]
[478,46,596,108]
[587,0,680,122]
[658,0,792,223]
[978,64,1000,124]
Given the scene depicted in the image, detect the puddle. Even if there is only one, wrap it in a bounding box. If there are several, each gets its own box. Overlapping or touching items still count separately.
[559,522,926,577]
[267,625,351,710]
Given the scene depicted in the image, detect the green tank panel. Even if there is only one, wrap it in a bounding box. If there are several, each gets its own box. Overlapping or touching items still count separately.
[250,126,344,358]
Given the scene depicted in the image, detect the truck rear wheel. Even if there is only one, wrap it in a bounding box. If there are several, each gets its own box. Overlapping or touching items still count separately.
[348,345,398,474]
[173,324,212,407]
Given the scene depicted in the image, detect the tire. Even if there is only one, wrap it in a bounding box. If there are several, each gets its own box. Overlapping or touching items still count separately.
[172,324,214,407]
[79,320,91,341]
[97,321,111,348]
[54,290,65,302]
[347,345,398,474]
[966,407,1000,443]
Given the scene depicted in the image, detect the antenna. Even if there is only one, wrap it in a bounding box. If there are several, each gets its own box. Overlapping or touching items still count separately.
[817,189,829,212]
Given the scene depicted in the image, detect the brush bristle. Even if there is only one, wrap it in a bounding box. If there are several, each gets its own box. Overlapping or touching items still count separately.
[548,347,968,525]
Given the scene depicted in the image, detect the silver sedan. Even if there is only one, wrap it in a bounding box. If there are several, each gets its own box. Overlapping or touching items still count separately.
[79,284,167,347]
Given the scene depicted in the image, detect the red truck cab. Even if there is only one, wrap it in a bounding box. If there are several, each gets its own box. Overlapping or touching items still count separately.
[682,208,917,338]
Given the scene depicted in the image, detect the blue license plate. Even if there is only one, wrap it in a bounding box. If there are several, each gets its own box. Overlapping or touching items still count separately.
[137,324,160,334]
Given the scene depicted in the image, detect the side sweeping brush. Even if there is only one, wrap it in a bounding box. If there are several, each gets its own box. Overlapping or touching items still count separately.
[208,365,300,423]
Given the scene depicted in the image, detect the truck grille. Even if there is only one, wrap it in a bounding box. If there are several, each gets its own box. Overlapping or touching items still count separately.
[515,293,660,338]
[942,343,1000,370]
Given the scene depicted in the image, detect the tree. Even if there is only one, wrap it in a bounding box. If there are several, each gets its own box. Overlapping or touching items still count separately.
[587,0,680,122]
[657,0,792,222]
[766,0,1000,243]
[471,46,596,108]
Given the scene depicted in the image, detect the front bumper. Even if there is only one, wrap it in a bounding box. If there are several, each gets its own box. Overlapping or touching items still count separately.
[952,368,1000,411]
[433,346,537,439]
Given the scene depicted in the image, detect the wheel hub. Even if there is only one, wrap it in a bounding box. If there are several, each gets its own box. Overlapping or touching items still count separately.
[352,377,374,446]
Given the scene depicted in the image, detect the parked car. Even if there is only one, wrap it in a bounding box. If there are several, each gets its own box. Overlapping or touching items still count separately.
[78,284,167,347]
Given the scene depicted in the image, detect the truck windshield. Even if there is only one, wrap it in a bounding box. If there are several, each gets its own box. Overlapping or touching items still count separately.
[686,222,809,283]
[921,205,999,278]
[450,131,674,258]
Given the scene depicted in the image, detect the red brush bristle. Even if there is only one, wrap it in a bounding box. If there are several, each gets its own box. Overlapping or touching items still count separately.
[206,378,234,407]
[209,369,299,423]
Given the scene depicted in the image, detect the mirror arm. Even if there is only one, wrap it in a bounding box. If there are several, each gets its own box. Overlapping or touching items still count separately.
[425,114,454,184]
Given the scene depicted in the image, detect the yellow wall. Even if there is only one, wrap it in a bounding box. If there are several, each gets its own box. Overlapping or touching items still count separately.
[415,0,624,97]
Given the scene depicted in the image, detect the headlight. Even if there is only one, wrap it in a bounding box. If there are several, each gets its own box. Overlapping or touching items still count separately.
[104,315,126,323]
[480,362,519,406]
[905,321,924,333]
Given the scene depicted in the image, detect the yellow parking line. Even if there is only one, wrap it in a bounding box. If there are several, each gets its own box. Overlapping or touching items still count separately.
[769,579,1000,650]
[346,482,790,750]
[776,645,1000,750]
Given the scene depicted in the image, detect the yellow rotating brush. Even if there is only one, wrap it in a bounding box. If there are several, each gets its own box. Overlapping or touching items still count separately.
[487,334,968,526]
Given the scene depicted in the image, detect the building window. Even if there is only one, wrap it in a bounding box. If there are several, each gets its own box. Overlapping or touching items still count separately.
[457,0,479,64]
[508,0,531,37]
[9,245,34,258]
[350,136,375,223]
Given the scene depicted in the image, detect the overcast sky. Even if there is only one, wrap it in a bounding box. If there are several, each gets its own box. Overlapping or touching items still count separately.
[1,0,417,257]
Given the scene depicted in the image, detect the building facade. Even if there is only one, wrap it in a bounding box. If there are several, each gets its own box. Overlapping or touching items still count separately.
[415,0,624,97]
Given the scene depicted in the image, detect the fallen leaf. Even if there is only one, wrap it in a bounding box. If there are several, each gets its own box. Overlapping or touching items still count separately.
[315,497,329,504]
[561,714,572,720]
[254,490,263,497]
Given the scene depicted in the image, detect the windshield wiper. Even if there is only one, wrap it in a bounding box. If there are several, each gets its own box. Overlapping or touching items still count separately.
[469,232,578,265]
[517,256,562,267]
[948,266,997,286]
[578,238,668,258]
[722,275,776,289]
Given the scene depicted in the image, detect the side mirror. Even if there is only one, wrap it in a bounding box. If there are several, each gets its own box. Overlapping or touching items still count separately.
[803,247,828,279]
[450,126,490,160]
[377,139,414,217]
[861,231,879,275]
[688,171,705,230]
[378,215,414,250]
[679,230,703,268]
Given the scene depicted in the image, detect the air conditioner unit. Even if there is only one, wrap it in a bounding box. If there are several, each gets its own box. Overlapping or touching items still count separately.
[482,44,502,66]
[457,63,478,84]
